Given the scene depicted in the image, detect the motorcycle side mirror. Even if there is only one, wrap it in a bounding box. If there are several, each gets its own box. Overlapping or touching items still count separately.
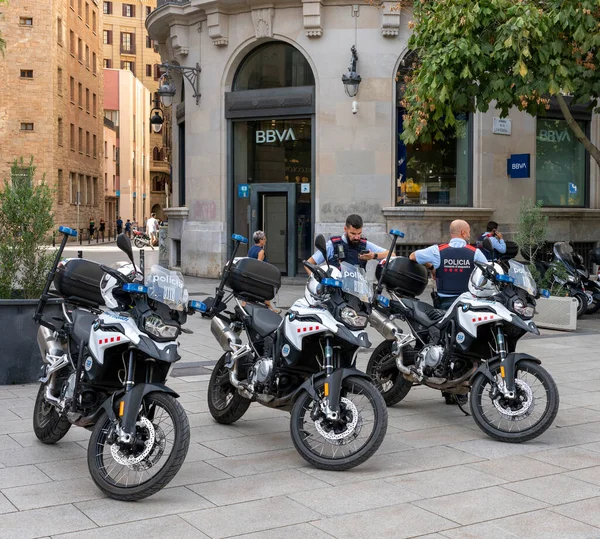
[315,234,328,267]
[117,233,135,266]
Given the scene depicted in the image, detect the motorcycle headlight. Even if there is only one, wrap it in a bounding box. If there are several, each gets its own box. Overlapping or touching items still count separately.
[144,314,179,339]
[567,275,577,284]
[340,307,368,329]
[512,299,535,319]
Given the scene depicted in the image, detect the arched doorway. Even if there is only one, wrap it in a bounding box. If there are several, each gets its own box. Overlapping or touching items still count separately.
[226,42,315,276]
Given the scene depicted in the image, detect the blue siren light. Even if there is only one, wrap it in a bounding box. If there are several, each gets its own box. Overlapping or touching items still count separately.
[123,283,148,294]
[322,278,343,288]
[541,289,551,298]
[59,226,77,237]
[376,294,390,308]
[389,229,405,238]
[497,274,515,283]
[188,300,207,312]
[232,234,248,244]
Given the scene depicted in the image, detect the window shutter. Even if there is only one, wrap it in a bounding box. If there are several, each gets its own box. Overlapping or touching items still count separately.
[131,5,135,17]
[122,3,126,16]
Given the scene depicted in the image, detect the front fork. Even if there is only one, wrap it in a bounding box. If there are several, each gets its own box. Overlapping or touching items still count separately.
[114,349,139,444]
[495,324,516,399]
[316,335,343,421]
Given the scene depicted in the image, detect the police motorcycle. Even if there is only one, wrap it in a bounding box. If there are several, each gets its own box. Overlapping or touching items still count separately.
[200,234,387,471]
[572,250,600,315]
[32,226,198,500]
[366,230,559,443]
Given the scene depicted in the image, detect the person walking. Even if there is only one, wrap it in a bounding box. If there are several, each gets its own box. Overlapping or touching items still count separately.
[146,213,160,246]
[88,217,95,240]
[248,230,268,261]
[476,220,507,261]
[124,219,132,238]
[99,218,106,241]
[116,216,123,236]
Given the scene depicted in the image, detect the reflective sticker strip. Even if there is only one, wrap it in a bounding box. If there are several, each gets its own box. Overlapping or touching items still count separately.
[500,366,505,378]
[98,336,122,345]
[324,383,329,397]
[296,325,321,334]
[119,401,125,416]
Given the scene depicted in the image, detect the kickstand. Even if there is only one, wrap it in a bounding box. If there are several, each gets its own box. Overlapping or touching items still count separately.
[455,396,471,417]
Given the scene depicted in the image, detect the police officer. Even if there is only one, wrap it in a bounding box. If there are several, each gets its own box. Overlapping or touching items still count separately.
[306,214,389,271]
[476,221,507,261]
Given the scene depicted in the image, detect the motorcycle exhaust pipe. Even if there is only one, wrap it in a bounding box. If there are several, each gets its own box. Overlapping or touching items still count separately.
[211,317,242,352]
[368,310,401,341]
[37,326,66,360]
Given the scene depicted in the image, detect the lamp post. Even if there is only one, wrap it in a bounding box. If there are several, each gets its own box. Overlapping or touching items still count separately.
[156,62,201,106]
[149,93,164,133]
[341,45,362,98]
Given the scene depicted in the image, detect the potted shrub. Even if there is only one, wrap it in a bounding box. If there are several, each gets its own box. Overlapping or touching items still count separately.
[0,158,62,384]
[515,198,577,331]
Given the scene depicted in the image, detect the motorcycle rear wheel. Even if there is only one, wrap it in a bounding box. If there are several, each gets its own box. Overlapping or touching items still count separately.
[470,359,559,443]
[290,376,387,471]
[134,237,145,249]
[207,354,251,424]
[586,300,600,315]
[366,340,412,406]
[574,292,589,319]
[32,382,72,444]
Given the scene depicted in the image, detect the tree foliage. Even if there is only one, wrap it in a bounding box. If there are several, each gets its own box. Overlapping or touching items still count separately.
[515,198,549,264]
[0,0,7,56]
[396,0,600,167]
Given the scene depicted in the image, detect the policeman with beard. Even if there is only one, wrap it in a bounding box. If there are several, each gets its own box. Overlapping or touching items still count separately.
[306,214,389,272]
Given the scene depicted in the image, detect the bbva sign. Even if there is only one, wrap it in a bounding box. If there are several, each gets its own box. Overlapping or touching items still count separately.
[256,128,297,144]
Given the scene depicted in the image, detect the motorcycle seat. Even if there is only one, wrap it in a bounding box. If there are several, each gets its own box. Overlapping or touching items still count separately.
[243,303,282,337]
[71,310,98,345]
[399,298,445,328]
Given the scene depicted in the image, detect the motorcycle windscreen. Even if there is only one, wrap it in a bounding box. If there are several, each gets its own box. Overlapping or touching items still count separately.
[145,265,190,311]
[508,260,537,296]
[339,262,374,303]
[553,242,576,271]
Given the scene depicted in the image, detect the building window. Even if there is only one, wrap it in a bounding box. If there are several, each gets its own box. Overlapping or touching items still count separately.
[70,0,74,9]
[86,88,90,113]
[20,70,33,78]
[78,82,83,107]
[79,174,85,204]
[146,36,152,49]
[92,10,97,33]
[85,44,90,68]
[70,30,75,55]
[104,140,108,158]
[78,0,82,18]
[86,131,90,156]
[146,6,151,16]
[122,4,135,17]
[104,172,108,191]
[85,2,89,25]
[79,127,83,153]
[20,122,34,131]
[103,30,112,45]
[92,52,97,75]
[70,123,75,150]
[57,68,63,95]
[103,58,112,68]
[121,61,135,75]
[146,64,152,77]
[120,32,135,54]
[70,173,77,204]
[57,17,63,45]
[93,93,97,116]
[154,64,163,80]
[70,77,75,102]
[58,118,63,146]
[57,170,64,204]
[93,134,97,158]
[78,38,83,62]
[536,117,589,208]
[103,2,112,15]
[19,17,33,26]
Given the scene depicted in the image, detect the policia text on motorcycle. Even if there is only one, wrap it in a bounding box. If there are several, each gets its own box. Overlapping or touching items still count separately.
[306,214,390,273]
[410,220,487,310]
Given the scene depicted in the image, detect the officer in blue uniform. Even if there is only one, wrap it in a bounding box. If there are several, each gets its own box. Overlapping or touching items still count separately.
[306,214,389,271]
[476,221,507,261]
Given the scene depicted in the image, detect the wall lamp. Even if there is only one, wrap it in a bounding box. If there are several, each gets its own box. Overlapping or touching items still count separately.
[157,62,201,106]
[341,45,361,98]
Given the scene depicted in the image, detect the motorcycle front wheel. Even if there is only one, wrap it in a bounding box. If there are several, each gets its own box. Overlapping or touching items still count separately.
[133,237,145,249]
[366,340,412,406]
[87,392,190,501]
[32,382,72,444]
[290,376,387,471]
[470,360,559,443]
[573,292,589,319]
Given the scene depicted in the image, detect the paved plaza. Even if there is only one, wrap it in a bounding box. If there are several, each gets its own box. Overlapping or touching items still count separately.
[1,245,600,538]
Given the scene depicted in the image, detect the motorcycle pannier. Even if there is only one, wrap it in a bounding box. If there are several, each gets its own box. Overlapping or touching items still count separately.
[381,256,428,297]
[54,258,105,306]
[226,258,281,301]
[590,248,600,265]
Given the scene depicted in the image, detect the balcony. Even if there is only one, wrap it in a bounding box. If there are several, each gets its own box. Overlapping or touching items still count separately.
[120,44,136,55]
[151,159,170,173]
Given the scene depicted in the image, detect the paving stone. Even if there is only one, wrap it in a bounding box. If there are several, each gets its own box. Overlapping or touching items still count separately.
[188,424,249,443]
[526,446,600,470]
[0,504,96,539]
[0,492,17,515]
[440,521,528,538]
[185,442,228,462]
[312,502,456,539]
[0,436,22,452]
[207,448,304,478]
[230,523,334,539]
[3,477,103,511]
[52,514,210,539]
[551,497,600,527]
[553,407,600,428]
[567,466,600,487]
[233,416,292,436]
[448,438,552,459]
[180,496,321,538]
[502,474,600,505]
[390,425,485,449]
[165,460,233,488]
[413,486,547,525]
[189,469,328,506]
[9,428,91,448]
[75,487,214,527]
[202,431,293,457]
[0,465,52,489]
[466,455,566,482]
[187,413,225,429]
[35,458,90,481]
[0,441,87,467]
[0,418,35,436]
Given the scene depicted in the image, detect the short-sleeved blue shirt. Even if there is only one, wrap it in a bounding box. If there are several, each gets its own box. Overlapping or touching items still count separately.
[311,235,386,265]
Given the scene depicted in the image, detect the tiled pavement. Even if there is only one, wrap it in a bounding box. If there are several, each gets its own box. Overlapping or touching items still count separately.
[1,280,600,538]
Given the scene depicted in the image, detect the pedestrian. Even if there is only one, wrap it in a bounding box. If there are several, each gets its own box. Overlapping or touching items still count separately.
[99,218,105,241]
[476,220,507,261]
[89,217,95,240]
[409,219,487,406]
[248,230,268,261]
[146,212,160,246]
[306,214,389,272]
[116,216,123,235]
[125,219,132,238]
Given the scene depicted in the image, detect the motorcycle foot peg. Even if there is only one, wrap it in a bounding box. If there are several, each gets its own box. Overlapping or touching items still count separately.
[224,353,234,369]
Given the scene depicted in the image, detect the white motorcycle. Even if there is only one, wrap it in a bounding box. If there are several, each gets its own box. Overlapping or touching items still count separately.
[199,234,388,471]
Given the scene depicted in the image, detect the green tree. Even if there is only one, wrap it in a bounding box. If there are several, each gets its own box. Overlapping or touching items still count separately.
[390,0,600,168]
[514,198,549,264]
[0,0,7,56]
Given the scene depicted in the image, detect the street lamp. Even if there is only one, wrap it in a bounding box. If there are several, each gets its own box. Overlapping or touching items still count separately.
[149,94,164,133]
[157,62,201,106]
[341,45,362,98]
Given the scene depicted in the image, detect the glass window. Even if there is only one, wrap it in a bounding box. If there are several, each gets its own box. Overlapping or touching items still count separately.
[536,118,587,207]
[233,43,315,91]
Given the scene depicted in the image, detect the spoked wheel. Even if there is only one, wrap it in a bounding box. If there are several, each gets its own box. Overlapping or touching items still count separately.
[207,354,251,424]
[586,299,600,315]
[32,382,72,444]
[133,237,145,249]
[290,376,387,471]
[366,340,412,406]
[470,360,559,443]
[87,392,189,501]
[574,293,589,319]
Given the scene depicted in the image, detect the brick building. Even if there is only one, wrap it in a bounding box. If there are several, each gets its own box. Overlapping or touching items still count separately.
[0,0,104,234]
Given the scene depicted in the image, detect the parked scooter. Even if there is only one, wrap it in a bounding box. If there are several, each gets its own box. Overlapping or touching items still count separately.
[133,229,155,249]
[573,251,600,315]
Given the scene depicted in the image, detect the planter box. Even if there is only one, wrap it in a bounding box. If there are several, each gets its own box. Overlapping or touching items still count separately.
[0,298,63,385]
[534,296,578,331]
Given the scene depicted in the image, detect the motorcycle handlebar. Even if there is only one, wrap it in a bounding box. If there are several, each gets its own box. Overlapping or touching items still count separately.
[303,261,326,281]
[99,264,128,284]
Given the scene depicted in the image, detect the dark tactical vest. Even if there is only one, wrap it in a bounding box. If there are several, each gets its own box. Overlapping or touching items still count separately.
[436,243,477,295]
[328,236,368,269]
[476,232,496,261]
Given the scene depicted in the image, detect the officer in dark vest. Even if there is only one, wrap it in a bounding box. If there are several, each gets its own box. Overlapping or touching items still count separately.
[306,214,389,272]
[476,220,507,261]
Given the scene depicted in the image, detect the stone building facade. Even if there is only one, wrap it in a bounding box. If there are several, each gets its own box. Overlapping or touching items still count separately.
[0,0,105,233]
[147,1,600,278]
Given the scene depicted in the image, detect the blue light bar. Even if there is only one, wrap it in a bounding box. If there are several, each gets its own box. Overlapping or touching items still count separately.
[123,283,148,294]
[497,274,515,283]
[322,277,343,288]
[389,229,405,238]
[232,234,248,244]
[540,289,551,298]
[376,294,390,308]
[188,300,207,313]
[59,226,77,237]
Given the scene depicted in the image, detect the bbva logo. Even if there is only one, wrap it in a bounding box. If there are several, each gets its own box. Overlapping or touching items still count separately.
[512,162,528,170]
[256,128,297,144]
[538,129,571,143]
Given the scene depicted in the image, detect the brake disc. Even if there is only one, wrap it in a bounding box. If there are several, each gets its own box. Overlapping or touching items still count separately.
[314,397,359,441]
[110,417,156,466]
[492,379,534,419]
